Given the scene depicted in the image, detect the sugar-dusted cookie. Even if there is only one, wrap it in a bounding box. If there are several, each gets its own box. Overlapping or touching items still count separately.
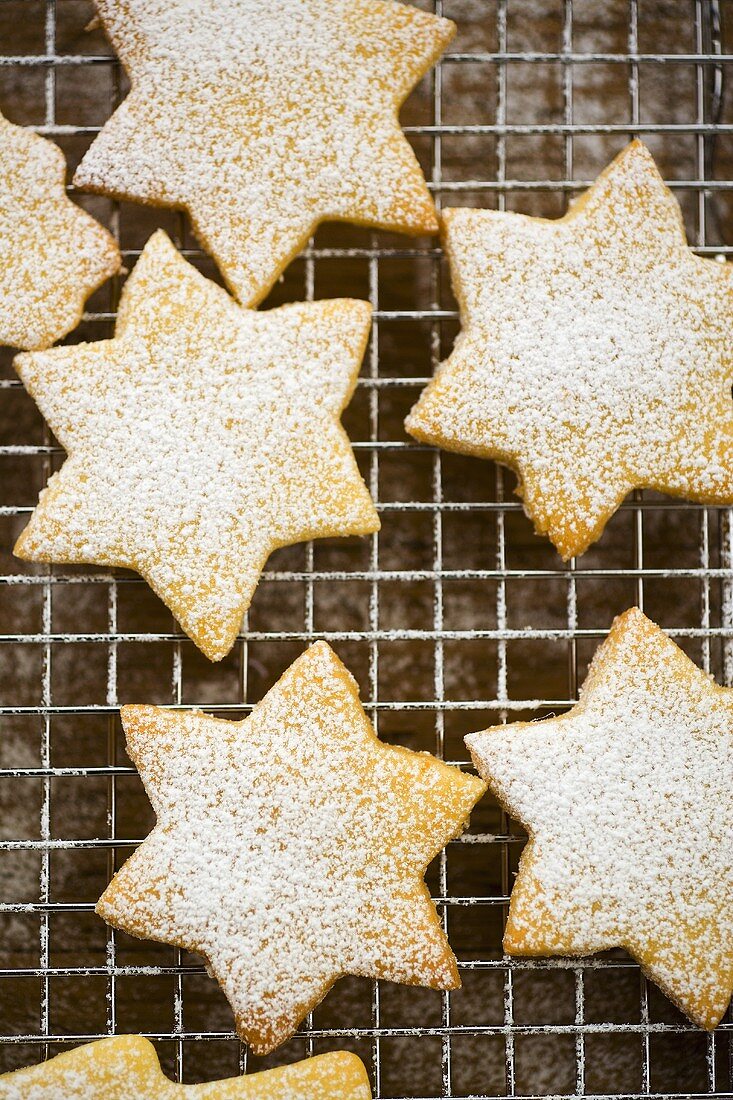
[14,230,378,661]
[465,607,733,1029]
[0,109,120,350]
[0,1035,371,1098]
[406,141,733,559]
[74,0,455,308]
[97,642,486,1053]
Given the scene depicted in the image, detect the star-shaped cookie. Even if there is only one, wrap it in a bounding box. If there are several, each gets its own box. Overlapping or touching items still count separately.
[97,642,486,1053]
[0,109,120,350]
[14,230,378,661]
[0,1036,371,1098]
[406,141,733,558]
[466,607,733,1029]
[73,0,455,307]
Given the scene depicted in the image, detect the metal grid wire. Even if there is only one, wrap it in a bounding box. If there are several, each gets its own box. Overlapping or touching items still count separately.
[1,0,733,1096]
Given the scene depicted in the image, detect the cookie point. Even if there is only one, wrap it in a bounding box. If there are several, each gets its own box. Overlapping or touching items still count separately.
[403,405,428,442]
[627,136,646,152]
[466,772,489,799]
[463,731,478,753]
[617,604,643,621]
[12,529,31,561]
[322,1050,371,1085]
[439,207,460,229]
[611,605,649,635]
[119,703,159,735]
[94,893,112,922]
[335,296,373,337]
[71,162,89,189]
[502,927,523,956]
[306,638,339,666]
[442,15,458,41]
[141,227,178,261]
[365,509,381,535]
[11,350,33,377]
[148,226,174,247]
[199,643,231,663]
[463,730,496,778]
[612,137,658,177]
[423,208,441,235]
[701,1003,729,1031]
[193,626,239,663]
[332,1050,368,1069]
[114,1034,158,1059]
[443,954,461,990]
[549,525,595,561]
[348,297,373,321]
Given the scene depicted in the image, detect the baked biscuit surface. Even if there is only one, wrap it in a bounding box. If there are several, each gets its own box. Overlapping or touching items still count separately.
[0,1035,372,1098]
[14,230,378,661]
[406,141,733,558]
[0,110,120,350]
[74,0,455,306]
[466,607,733,1029]
[96,642,486,1053]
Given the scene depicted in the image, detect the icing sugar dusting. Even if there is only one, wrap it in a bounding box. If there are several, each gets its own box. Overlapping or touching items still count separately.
[0,1035,372,1098]
[466,607,733,1029]
[406,141,733,558]
[74,0,455,306]
[96,642,485,1054]
[0,110,120,351]
[14,231,378,661]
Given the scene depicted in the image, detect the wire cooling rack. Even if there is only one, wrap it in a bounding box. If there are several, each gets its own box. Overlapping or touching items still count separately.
[1,0,732,1096]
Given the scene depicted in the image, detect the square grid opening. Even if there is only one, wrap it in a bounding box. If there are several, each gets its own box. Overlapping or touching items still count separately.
[1,0,732,1095]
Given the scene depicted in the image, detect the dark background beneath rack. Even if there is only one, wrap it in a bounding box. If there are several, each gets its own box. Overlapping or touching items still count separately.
[1,1,732,1097]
